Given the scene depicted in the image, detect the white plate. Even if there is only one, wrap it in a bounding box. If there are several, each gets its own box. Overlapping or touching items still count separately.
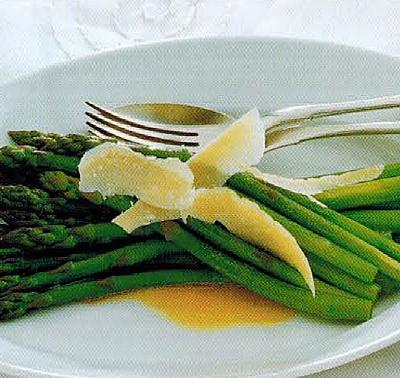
[1,37,400,378]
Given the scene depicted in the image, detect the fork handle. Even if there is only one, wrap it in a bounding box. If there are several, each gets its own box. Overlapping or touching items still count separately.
[265,121,400,152]
[264,94,400,130]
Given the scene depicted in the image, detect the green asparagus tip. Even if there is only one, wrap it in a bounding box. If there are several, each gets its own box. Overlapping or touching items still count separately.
[9,130,103,156]
[0,248,21,257]
[0,276,20,292]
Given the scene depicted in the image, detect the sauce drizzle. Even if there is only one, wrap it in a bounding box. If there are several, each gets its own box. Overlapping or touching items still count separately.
[90,284,295,330]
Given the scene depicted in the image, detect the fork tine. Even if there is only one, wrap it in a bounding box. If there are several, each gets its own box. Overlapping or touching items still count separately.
[87,124,119,141]
[85,110,200,145]
[85,101,198,137]
[85,111,199,147]
[86,117,200,149]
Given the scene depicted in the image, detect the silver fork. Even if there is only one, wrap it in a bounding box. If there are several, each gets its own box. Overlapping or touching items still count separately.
[85,95,400,152]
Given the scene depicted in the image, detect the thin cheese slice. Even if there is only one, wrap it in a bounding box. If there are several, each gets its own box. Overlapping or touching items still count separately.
[113,200,181,233]
[187,187,314,294]
[248,165,384,196]
[188,109,265,188]
[79,142,195,210]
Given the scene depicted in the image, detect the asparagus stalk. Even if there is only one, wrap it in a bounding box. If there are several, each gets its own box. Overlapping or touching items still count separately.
[342,210,400,233]
[39,171,133,213]
[14,129,400,182]
[0,269,228,321]
[0,146,79,175]
[375,273,400,295]
[0,208,114,228]
[0,240,183,293]
[40,165,378,281]
[0,216,372,299]
[0,185,61,212]
[132,146,192,161]
[0,185,111,217]
[0,252,98,276]
[241,199,377,283]
[273,180,400,265]
[186,218,379,300]
[141,253,204,270]
[0,223,131,253]
[186,217,306,286]
[379,162,400,179]
[2,142,382,296]
[0,248,21,257]
[306,254,379,300]
[10,130,400,191]
[158,221,373,322]
[0,185,113,227]
[9,131,192,163]
[315,176,400,210]
[0,210,85,228]
[227,172,400,282]
[40,160,378,285]
[9,131,104,156]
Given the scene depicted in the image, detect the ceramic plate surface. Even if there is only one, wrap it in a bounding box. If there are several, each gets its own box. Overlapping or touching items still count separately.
[0,37,400,378]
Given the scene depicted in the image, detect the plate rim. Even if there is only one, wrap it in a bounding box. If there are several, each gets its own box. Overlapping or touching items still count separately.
[0,35,400,378]
[2,34,399,88]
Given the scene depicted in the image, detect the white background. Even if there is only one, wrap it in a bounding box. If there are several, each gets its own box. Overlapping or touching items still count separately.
[1,1,400,377]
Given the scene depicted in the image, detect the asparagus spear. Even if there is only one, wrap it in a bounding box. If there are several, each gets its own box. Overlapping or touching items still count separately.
[0,248,21,257]
[315,176,400,210]
[375,273,400,295]
[0,210,84,227]
[11,129,400,176]
[0,223,130,253]
[1,217,374,298]
[14,129,400,183]
[306,254,379,300]
[0,252,98,276]
[158,221,373,322]
[0,240,183,293]
[40,165,379,285]
[240,199,377,283]
[39,171,133,213]
[227,172,400,282]
[9,131,104,156]
[140,253,204,270]
[186,218,379,300]
[342,210,400,233]
[5,140,378,290]
[273,180,400,265]
[41,166,378,279]
[0,146,79,175]
[0,269,228,321]
[9,131,192,163]
[379,162,400,179]
[0,185,108,216]
[0,185,58,212]
[0,216,372,299]
[0,185,113,227]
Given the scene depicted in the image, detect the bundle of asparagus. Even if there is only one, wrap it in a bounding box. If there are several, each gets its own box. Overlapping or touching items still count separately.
[1,130,399,322]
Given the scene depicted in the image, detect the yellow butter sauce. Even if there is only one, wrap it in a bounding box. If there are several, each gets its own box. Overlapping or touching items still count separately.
[89,284,295,330]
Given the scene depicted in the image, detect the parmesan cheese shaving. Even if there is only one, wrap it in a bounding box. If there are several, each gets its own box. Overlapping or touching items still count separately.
[188,109,265,188]
[186,187,314,294]
[79,142,195,210]
[113,200,181,233]
[248,165,384,196]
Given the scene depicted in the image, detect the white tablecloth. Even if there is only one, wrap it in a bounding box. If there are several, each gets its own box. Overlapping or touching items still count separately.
[1,1,400,377]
